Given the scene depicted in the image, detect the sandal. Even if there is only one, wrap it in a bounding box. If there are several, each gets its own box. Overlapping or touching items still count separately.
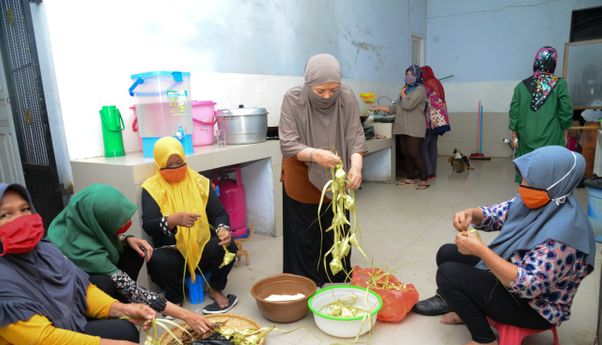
[396,178,415,185]
[416,182,430,190]
[202,294,238,314]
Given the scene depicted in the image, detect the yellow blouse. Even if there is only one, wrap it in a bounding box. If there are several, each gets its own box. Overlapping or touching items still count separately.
[0,284,117,345]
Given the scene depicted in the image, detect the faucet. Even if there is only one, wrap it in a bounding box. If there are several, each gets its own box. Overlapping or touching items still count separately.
[377,96,393,105]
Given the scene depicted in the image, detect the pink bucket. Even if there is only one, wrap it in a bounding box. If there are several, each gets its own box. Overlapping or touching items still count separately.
[130,106,142,150]
[192,101,216,146]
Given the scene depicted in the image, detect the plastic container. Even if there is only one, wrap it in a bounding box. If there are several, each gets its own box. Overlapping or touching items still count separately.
[99,105,125,157]
[251,273,317,323]
[214,167,247,238]
[192,101,216,146]
[129,71,193,158]
[308,285,382,338]
[585,179,602,239]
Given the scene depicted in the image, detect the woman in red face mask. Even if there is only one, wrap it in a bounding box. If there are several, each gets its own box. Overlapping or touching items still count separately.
[141,137,238,314]
[412,146,596,345]
[46,184,214,334]
[0,183,155,345]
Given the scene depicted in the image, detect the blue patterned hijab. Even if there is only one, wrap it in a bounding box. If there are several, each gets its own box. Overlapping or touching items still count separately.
[404,64,423,94]
[477,146,596,270]
[0,183,90,331]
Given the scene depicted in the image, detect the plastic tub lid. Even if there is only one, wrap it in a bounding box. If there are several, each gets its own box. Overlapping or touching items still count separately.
[192,100,216,106]
[130,71,190,79]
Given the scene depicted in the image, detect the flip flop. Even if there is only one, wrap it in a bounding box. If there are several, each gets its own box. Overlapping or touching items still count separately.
[416,182,430,190]
[396,179,415,185]
[202,294,238,314]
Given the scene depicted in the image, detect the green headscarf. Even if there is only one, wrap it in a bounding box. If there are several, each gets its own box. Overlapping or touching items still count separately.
[47,184,137,275]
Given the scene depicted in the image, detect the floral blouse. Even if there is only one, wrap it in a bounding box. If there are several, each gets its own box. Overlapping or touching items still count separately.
[474,199,592,326]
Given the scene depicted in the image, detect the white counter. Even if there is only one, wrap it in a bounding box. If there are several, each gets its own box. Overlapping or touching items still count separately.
[71,137,395,239]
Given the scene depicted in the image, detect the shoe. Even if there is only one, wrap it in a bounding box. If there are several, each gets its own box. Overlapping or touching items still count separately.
[202,294,238,314]
[412,294,450,316]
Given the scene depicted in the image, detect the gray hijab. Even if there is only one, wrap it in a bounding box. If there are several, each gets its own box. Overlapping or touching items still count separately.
[0,183,89,331]
[477,146,596,270]
[279,54,367,191]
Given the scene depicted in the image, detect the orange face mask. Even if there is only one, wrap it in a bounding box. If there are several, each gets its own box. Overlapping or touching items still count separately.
[160,163,187,183]
[518,185,550,209]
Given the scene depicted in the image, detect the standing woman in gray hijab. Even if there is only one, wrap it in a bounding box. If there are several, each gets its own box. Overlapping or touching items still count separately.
[279,54,367,286]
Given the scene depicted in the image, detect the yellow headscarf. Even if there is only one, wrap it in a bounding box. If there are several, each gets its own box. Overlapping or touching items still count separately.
[141,137,210,282]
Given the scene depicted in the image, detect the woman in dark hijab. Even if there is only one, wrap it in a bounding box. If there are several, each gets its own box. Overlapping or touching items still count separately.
[279,53,367,286]
[413,146,595,345]
[0,183,154,345]
[509,46,573,181]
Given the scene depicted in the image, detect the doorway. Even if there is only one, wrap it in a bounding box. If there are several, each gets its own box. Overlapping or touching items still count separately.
[0,0,64,227]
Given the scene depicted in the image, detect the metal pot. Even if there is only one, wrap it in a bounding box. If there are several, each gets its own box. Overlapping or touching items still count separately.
[217,105,268,145]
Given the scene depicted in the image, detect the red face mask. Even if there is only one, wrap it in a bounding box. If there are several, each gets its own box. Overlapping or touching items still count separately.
[115,219,132,236]
[0,213,44,255]
[518,185,550,209]
[160,163,187,183]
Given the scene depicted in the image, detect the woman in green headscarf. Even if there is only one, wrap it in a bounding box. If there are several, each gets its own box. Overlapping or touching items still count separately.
[47,184,213,334]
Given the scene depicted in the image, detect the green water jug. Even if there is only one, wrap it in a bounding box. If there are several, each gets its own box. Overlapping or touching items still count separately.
[99,105,125,157]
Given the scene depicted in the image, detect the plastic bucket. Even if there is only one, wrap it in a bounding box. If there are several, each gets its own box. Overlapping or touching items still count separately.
[99,105,125,157]
[192,101,216,146]
[586,181,602,238]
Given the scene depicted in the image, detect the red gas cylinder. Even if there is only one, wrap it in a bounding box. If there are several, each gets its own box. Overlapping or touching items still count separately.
[214,166,247,238]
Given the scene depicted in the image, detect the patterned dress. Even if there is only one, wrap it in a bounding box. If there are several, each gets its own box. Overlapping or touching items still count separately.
[475,199,592,326]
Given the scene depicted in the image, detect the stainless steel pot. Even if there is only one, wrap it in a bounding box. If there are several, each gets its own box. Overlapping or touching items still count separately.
[216,105,268,145]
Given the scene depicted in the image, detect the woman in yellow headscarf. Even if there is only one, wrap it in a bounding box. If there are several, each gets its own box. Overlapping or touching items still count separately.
[142,137,238,314]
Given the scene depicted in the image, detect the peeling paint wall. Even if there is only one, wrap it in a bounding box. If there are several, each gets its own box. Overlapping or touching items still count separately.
[38,0,424,160]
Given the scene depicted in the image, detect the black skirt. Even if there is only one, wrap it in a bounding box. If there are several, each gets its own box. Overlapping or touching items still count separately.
[282,187,351,286]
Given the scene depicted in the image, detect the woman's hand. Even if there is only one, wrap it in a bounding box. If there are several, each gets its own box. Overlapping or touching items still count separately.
[125,237,153,262]
[217,227,232,246]
[455,231,485,257]
[183,311,214,334]
[511,131,519,149]
[400,87,408,97]
[109,302,155,330]
[369,106,389,113]
[346,166,362,190]
[313,149,341,169]
[169,212,200,228]
[453,208,475,232]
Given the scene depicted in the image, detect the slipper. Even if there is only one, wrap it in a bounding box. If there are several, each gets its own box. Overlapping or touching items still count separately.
[416,182,430,190]
[396,179,415,185]
[202,294,238,314]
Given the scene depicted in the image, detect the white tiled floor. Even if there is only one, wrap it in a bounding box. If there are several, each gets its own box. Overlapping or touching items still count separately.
[181,157,600,345]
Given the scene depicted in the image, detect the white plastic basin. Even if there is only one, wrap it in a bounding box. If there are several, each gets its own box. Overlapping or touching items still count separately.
[307,285,382,338]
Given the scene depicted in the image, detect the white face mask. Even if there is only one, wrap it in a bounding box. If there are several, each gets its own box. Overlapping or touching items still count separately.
[547,152,577,205]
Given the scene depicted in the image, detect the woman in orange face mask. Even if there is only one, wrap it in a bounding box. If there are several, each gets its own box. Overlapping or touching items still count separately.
[413,146,595,345]
[141,137,238,314]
